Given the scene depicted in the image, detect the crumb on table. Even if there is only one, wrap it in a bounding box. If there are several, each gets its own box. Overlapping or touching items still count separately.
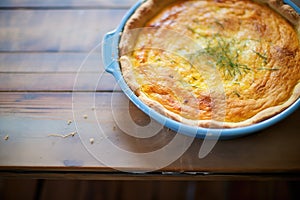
[3,135,9,141]
[89,138,94,144]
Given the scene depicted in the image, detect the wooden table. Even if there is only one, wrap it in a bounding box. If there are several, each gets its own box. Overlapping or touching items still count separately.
[0,0,300,180]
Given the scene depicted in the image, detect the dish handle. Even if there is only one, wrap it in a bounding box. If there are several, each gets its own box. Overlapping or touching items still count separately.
[102,30,119,74]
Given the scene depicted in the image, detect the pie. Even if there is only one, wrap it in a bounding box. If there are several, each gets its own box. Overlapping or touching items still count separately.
[119,0,300,128]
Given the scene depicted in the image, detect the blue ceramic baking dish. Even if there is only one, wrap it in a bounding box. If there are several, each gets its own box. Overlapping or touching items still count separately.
[102,0,300,139]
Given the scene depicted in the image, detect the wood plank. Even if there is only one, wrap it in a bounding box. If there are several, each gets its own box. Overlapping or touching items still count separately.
[0,51,122,91]
[0,179,296,199]
[157,181,189,200]
[0,53,103,73]
[0,92,300,174]
[0,72,119,92]
[194,181,229,200]
[120,181,155,200]
[0,92,172,169]
[0,9,126,52]
[85,181,121,200]
[0,0,137,9]
[0,51,122,92]
[226,181,293,200]
[1,172,299,181]
[39,180,82,200]
[0,179,38,200]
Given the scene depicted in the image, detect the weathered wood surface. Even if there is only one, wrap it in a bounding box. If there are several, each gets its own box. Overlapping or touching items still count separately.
[0,9,127,52]
[0,0,137,8]
[0,73,118,91]
[0,92,300,174]
[0,0,299,179]
[1,179,295,200]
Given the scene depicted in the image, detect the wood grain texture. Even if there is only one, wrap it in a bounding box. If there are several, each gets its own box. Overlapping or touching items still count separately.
[0,9,126,52]
[0,72,119,91]
[0,179,38,200]
[0,92,299,174]
[0,53,102,72]
[0,179,298,200]
[0,0,299,179]
[0,52,120,91]
[0,0,137,8]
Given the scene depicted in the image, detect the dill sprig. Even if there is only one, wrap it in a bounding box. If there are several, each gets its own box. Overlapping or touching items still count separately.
[252,50,267,61]
[252,50,268,65]
[189,35,251,79]
[208,36,251,78]
[185,33,278,80]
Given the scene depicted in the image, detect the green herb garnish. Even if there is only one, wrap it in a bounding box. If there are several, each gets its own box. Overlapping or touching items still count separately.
[252,50,267,60]
[233,90,241,98]
[252,50,268,65]
[189,35,251,79]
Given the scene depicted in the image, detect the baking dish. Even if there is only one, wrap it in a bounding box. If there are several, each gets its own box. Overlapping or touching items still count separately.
[102,0,300,139]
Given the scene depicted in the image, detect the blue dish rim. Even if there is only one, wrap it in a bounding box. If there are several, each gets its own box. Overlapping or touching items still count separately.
[102,0,300,139]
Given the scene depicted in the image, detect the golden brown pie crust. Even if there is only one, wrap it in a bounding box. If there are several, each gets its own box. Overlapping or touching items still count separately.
[119,0,300,128]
